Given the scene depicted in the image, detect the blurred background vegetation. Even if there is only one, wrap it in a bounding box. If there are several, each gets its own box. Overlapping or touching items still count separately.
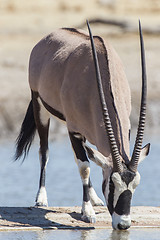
[0,0,160,139]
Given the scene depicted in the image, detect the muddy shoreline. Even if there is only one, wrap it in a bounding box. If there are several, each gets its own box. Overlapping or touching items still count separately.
[0,206,160,230]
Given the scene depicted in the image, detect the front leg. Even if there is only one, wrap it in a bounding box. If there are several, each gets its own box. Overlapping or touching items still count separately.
[78,160,96,223]
[69,132,96,223]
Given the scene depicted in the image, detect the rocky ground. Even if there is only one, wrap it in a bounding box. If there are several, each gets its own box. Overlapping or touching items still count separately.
[0,0,160,139]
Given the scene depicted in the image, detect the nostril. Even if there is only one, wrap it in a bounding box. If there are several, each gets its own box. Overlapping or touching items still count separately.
[118,223,130,230]
[117,223,123,230]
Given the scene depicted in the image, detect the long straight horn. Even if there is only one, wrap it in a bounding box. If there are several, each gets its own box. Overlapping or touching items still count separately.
[129,20,147,172]
[87,20,123,173]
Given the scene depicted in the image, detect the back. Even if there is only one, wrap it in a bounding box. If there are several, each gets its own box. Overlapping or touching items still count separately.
[29,28,131,159]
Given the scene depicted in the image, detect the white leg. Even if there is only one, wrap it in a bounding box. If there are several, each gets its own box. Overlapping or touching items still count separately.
[77,160,96,223]
[36,186,48,207]
[89,187,104,206]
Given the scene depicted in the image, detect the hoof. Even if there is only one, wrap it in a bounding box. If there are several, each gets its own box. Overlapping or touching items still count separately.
[81,214,96,223]
[35,202,48,207]
[81,201,96,223]
[36,187,48,207]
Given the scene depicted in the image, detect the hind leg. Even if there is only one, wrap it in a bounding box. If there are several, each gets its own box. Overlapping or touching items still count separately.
[69,132,103,223]
[32,92,50,207]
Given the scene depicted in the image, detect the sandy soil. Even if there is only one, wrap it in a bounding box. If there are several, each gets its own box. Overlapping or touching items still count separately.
[0,206,160,230]
[0,0,160,138]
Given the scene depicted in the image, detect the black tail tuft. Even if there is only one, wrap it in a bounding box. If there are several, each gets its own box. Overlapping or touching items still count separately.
[15,100,36,161]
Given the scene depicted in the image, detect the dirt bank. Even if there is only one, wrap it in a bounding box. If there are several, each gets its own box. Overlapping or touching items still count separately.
[0,206,160,230]
[0,0,160,138]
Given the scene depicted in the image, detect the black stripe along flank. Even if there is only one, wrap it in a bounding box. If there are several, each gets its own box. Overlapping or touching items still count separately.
[39,96,66,121]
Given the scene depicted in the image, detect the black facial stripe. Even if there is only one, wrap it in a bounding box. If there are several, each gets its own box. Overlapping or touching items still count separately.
[115,190,132,215]
[106,170,136,216]
[120,170,136,187]
[102,179,106,195]
[107,177,114,215]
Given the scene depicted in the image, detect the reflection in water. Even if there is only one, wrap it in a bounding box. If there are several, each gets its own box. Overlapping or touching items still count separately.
[80,231,89,240]
[111,230,130,240]
[79,229,130,240]
[1,228,160,240]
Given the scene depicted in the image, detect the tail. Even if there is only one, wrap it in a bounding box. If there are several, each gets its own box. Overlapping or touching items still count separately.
[15,100,36,161]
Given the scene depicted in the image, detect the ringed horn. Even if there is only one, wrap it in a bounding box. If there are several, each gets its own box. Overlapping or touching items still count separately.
[87,20,147,173]
[129,20,147,173]
[87,20,123,173]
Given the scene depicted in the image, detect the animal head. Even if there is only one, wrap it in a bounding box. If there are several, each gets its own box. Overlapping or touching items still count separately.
[86,20,150,230]
[84,143,150,230]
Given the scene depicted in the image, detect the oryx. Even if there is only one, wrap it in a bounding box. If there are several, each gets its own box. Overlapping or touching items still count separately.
[15,20,150,230]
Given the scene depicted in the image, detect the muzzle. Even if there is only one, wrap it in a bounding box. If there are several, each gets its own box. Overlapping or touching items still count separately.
[112,212,131,230]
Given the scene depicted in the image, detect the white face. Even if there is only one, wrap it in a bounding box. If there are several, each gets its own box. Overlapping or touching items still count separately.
[103,170,140,230]
[84,143,149,230]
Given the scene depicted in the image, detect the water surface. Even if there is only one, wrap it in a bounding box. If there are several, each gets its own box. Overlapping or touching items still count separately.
[0,134,159,240]
[1,229,160,240]
[0,134,159,207]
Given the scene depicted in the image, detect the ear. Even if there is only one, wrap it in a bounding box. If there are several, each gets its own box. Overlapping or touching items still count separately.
[83,143,111,169]
[139,143,150,163]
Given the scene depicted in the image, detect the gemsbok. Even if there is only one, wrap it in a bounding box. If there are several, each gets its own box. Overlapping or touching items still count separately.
[15,20,150,230]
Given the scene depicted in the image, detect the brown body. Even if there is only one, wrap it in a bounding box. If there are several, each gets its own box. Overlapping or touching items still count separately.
[29,28,131,160]
[15,23,149,230]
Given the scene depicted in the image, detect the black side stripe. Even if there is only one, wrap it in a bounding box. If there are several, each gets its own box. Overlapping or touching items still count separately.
[39,96,66,121]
